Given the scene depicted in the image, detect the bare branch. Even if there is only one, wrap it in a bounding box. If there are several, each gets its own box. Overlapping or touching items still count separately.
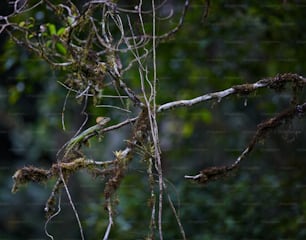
[158,73,306,112]
[185,101,306,183]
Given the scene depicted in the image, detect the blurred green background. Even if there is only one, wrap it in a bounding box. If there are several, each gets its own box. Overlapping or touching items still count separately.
[1,0,306,239]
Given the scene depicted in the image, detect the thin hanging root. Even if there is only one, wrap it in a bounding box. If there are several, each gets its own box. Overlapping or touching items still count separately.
[103,200,114,240]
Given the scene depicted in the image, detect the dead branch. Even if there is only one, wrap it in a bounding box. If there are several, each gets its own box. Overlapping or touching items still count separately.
[185,101,306,183]
[158,73,306,112]
[11,158,116,193]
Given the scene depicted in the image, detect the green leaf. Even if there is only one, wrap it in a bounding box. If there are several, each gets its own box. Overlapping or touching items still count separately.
[27,17,35,28]
[56,43,67,55]
[45,40,52,48]
[46,23,56,35]
[57,27,66,36]
[18,21,26,27]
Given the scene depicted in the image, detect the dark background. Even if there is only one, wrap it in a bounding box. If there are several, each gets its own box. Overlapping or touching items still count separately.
[1,1,306,239]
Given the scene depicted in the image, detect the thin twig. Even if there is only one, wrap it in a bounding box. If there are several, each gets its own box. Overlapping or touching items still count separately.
[96,104,131,113]
[61,90,71,131]
[163,182,186,240]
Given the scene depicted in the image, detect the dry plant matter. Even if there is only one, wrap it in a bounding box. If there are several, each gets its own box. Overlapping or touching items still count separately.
[2,0,306,239]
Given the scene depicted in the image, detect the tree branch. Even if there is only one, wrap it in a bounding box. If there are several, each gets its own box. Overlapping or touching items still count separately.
[158,73,306,112]
[185,100,306,183]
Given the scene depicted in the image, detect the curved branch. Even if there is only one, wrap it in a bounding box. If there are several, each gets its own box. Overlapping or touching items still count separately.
[158,73,306,112]
[185,101,306,183]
